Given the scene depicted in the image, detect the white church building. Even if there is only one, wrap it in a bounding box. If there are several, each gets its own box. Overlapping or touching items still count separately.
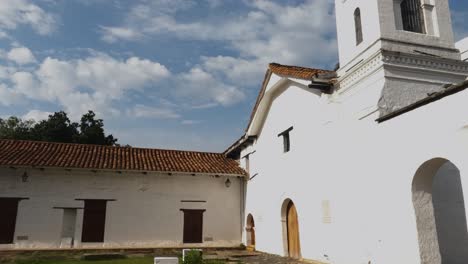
[226,0,468,264]
[2,0,468,264]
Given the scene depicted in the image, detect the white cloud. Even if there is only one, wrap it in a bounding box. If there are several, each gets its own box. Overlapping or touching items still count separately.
[181,119,202,125]
[176,67,245,106]
[0,65,17,80]
[0,84,21,106]
[7,47,36,65]
[204,0,223,8]
[1,45,248,121]
[0,0,57,35]
[127,104,180,119]
[22,109,52,121]
[100,26,143,43]
[5,53,171,119]
[100,0,337,89]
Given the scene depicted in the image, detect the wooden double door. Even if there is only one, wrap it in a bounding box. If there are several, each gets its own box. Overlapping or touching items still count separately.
[287,201,301,259]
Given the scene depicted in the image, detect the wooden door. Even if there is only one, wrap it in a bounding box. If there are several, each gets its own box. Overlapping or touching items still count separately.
[246,215,256,248]
[182,209,204,243]
[0,198,20,244]
[81,200,107,243]
[287,201,301,259]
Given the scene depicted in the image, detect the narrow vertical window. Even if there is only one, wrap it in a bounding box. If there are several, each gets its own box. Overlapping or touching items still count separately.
[0,198,22,244]
[400,0,425,33]
[354,8,363,45]
[278,127,293,153]
[81,200,107,243]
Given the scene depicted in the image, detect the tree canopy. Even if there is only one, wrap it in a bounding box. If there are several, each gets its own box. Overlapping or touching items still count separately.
[0,111,118,146]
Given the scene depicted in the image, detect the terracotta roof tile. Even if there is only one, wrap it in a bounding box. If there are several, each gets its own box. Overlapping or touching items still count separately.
[269,63,332,80]
[0,139,246,176]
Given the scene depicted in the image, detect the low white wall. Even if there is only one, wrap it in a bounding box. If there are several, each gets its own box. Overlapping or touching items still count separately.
[0,168,242,249]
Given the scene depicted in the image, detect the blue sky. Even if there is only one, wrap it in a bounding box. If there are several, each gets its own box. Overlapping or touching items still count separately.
[0,0,466,152]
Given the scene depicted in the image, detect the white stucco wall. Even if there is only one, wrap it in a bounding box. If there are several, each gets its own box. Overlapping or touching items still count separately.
[241,80,468,264]
[0,168,243,249]
[457,37,468,61]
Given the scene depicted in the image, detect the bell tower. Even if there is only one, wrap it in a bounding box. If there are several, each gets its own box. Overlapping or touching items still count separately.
[334,0,468,118]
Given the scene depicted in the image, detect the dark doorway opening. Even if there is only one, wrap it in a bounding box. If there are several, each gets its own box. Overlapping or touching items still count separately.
[0,198,22,244]
[81,200,107,243]
[181,209,205,243]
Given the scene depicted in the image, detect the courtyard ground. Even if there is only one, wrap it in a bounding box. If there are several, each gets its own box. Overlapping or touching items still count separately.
[0,249,312,264]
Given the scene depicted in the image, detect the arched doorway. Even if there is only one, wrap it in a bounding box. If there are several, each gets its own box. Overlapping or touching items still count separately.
[281,199,301,259]
[246,214,255,251]
[412,158,468,263]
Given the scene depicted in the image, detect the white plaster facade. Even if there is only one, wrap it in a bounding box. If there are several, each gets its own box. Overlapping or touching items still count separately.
[240,84,468,263]
[235,1,468,263]
[0,167,243,250]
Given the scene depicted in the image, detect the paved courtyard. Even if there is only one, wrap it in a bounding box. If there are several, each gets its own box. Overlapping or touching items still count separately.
[236,253,313,264]
[207,250,315,264]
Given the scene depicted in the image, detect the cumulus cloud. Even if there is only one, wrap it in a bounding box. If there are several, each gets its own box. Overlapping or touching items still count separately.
[22,109,52,121]
[127,104,180,119]
[0,84,21,106]
[99,0,337,89]
[7,47,36,65]
[2,52,171,119]
[1,47,246,121]
[0,0,57,35]
[100,26,143,43]
[176,67,245,107]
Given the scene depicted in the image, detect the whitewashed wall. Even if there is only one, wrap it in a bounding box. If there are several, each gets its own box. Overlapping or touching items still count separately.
[241,80,468,264]
[0,168,243,249]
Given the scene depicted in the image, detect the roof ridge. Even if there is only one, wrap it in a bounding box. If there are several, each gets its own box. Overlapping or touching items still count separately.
[0,139,223,155]
[269,62,334,72]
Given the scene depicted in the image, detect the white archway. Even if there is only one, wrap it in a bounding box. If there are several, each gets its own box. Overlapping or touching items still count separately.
[412,158,468,263]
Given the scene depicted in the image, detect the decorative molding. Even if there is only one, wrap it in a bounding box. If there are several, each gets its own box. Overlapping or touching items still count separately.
[381,51,468,73]
[337,50,468,92]
[337,51,384,92]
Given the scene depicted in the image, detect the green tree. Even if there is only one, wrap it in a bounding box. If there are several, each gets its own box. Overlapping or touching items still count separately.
[31,111,79,143]
[75,110,117,146]
[0,117,35,140]
[0,110,118,146]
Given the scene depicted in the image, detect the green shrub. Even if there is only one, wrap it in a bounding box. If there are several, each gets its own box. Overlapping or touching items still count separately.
[183,250,203,264]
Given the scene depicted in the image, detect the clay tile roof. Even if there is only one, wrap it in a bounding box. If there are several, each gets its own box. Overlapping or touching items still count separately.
[0,139,246,176]
[269,63,332,80]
